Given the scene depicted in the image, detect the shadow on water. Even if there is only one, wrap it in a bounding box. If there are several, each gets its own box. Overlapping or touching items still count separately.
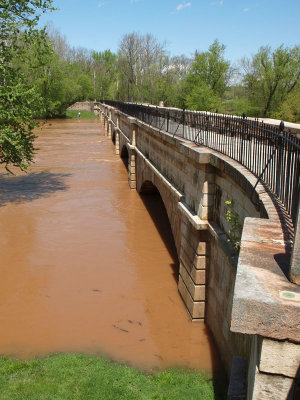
[139,190,179,283]
[140,189,228,398]
[120,146,129,171]
[0,171,70,206]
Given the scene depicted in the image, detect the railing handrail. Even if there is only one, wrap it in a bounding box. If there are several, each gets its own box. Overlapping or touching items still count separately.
[100,100,300,230]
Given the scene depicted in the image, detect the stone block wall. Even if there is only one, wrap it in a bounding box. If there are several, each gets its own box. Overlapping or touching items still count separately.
[67,101,94,112]
[135,149,182,253]
[206,226,250,374]
[214,173,261,233]
[247,335,300,400]
[178,217,209,319]
[111,109,263,375]
[100,104,300,399]
[231,218,300,400]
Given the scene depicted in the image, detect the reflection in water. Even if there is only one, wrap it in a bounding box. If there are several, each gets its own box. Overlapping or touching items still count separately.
[0,119,221,373]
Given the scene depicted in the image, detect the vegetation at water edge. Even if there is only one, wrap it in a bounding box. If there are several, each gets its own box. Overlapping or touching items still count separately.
[1,0,299,170]
[65,110,99,119]
[0,354,226,400]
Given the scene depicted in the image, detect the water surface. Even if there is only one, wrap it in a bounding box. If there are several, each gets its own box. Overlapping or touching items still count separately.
[0,119,219,372]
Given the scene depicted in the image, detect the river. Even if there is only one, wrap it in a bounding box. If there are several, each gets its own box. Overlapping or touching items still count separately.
[0,119,220,372]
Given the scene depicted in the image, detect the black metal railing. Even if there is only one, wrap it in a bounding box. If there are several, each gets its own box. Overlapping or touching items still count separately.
[101,100,300,228]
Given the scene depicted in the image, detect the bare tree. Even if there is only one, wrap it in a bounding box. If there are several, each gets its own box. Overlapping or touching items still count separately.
[118,32,166,101]
[46,24,71,61]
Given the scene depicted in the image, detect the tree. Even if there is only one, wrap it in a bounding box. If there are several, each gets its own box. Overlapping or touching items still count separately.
[91,50,118,100]
[278,86,300,122]
[0,0,54,170]
[117,32,166,102]
[242,45,300,117]
[183,40,231,111]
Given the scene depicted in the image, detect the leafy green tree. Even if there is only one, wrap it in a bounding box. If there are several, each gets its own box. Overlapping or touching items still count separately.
[183,40,231,111]
[242,45,300,117]
[222,85,252,116]
[277,86,300,122]
[0,0,54,170]
[91,50,118,100]
[76,74,93,100]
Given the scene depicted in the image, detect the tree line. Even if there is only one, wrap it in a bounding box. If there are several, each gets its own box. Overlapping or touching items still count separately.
[33,30,300,123]
[1,0,299,170]
[11,24,300,123]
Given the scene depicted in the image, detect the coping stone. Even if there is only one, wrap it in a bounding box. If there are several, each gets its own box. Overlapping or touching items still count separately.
[231,217,300,342]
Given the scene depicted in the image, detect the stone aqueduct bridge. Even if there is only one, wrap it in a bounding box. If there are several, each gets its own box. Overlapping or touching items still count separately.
[95,102,300,400]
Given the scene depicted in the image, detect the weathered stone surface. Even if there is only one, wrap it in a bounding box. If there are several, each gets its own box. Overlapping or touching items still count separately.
[179,259,206,284]
[178,276,205,319]
[252,371,295,400]
[181,234,207,257]
[67,101,93,112]
[205,230,238,375]
[178,202,209,230]
[129,180,136,189]
[180,240,206,269]
[231,218,300,342]
[202,181,215,194]
[259,338,300,378]
[181,220,209,254]
[179,263,206,301]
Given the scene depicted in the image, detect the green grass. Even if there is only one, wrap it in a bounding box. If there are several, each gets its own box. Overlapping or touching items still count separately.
[0,354,226,400]
[65,110,99,119]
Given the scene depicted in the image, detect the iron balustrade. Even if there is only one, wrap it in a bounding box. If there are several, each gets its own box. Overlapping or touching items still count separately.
[100,100,300,229]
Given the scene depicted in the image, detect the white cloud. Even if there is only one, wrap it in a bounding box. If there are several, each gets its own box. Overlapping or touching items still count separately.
[243,7,250,12]
[176,2,191,11]
[219,0,223,5]
[98,2,107,8]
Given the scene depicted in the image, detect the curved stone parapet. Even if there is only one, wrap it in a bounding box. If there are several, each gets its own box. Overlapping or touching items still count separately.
[99,102,299,400]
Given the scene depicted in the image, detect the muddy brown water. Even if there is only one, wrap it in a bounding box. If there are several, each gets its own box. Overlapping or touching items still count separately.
[0,119,221,372]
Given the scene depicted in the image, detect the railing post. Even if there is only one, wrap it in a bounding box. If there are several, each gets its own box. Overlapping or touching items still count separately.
[103,108,107,131]
[115,112,120,155]
[240,113,246,164]
[290,197,300,285]
[276,121,284,197]
[182,108,185,138]
[107,109,112,138]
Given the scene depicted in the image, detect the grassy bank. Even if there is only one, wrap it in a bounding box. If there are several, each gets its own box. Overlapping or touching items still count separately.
[0,354,226,400]
[66,110,99,119]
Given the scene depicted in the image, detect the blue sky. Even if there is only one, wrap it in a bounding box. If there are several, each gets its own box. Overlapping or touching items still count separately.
[39,0,300,64]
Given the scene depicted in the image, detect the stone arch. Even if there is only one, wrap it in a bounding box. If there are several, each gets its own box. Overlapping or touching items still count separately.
[120,145,129,170]
[139,180,157,194]
[138,179,181,256]
[139,180,179,281]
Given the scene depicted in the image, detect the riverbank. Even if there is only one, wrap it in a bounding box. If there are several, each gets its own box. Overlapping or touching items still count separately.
[0,354,226,400]
[65,110,99,119]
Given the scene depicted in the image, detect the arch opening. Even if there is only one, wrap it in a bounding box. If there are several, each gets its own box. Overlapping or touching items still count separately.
[120,145,129,170]
[140,180,179,283]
